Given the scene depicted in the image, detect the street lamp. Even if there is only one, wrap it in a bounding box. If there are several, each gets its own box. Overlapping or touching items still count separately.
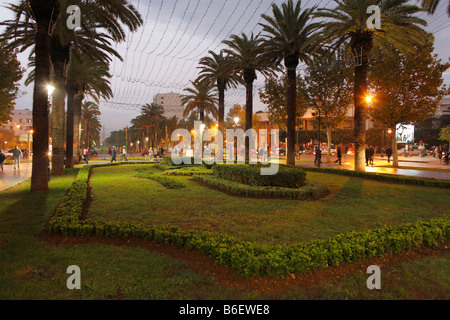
[315,96,323,148]
[232,117,240,162]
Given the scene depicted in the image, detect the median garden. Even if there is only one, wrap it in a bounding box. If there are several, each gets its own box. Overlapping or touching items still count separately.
[47,161,449,278]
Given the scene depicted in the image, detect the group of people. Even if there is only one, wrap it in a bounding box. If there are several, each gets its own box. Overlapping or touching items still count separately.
[0,146,23,171]
[434,145,449,164]
[109,146,128,162]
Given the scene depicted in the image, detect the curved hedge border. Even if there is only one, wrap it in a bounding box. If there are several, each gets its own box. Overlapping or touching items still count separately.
[193,175,327,200]
[48,163,450,278]
[134,170,185,189]
[300,166,450,188]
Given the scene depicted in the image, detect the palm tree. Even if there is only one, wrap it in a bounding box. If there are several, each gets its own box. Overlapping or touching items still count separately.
[182,79,218,122]
[1,0,142,189]
[421,0,450,15]
[66,54,113,167]
[81,101,101,150]
[132,103,165,149]
[260,0,320,165]
[197,50,238,134]
[223,33,276,161]
[0,1,58,191]
[314,0,429,172]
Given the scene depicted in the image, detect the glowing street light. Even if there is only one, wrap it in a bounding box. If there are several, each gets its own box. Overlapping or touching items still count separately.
[365,95,373,104]
[47,84,55,96]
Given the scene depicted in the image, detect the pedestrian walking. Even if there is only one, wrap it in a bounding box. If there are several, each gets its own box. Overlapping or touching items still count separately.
[386,146,392,163]
[314,147,322,167]
[369,145,375,166]
[334,145,342,165]
[120,147,128,161]
[12,145,22,170]
[0,149,5,171]
[111,146,117,162]
[83,148,89,164]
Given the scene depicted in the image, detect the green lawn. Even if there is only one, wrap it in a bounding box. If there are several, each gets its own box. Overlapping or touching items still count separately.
[88,164,450,245]
[0,170,247,299]
[1,165,448,300]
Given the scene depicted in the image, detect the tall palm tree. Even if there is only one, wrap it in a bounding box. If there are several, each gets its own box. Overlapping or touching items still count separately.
[182,79,218,122]
[223,33,276,161]
[1,0,142,189]
[0,1,58,191]
[314,0,429,172]
[133,103,165,149]
[197,50,239,134]
[66,54,113,167]
[260,0,320,165]
[81,101,101,150]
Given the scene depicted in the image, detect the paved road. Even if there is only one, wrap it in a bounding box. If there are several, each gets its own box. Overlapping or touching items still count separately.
[0,162,32,192]
[293,154,450,180]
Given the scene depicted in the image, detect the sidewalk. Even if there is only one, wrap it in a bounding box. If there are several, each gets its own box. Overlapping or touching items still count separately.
[294,153,450,180]
[0,162,32,191]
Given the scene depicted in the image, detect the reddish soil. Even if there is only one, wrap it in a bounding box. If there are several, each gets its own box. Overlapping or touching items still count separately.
[39,231,449,299]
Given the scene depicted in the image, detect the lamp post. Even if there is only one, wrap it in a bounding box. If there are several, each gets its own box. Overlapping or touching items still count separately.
[315,96,323,149]
[233,117,240,162]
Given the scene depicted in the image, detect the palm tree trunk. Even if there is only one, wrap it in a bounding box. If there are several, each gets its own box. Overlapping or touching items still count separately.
[286,67,297,166]
[218,81,225,133]
[245,80,253,163]
[353,57,368,172]
[73,95,82,164]
[65,86,77,168]
[392,131,399,168]
[51,60,66,176]
[352,36,372,172]
[327,128,332,164]
[84,118,89,150]
[30,3,55,192]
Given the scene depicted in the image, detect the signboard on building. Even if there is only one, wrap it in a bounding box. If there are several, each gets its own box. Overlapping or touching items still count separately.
[396,124,414,144]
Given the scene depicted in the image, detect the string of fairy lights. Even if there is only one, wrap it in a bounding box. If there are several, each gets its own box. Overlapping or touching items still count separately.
[99,0,450,117]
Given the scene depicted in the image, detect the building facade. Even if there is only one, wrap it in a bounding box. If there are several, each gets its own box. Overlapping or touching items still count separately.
[153,93,185,120]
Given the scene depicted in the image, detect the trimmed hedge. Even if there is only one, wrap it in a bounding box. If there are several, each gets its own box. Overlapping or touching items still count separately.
[213,164,307,188]
[300,166,450,189]
[48,163,450,278]
[193,175,326,200]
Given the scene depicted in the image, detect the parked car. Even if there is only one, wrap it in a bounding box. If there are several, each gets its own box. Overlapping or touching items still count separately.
[3,148,26,159]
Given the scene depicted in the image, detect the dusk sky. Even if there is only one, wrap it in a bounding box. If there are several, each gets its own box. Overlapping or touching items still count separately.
[1,0,449,138]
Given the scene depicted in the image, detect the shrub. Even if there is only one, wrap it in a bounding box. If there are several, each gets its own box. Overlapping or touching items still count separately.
[193,175,326,200]
[213,164,306,188]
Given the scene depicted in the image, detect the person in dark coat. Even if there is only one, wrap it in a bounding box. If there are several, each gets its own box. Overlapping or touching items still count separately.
[314,147,322,167]
[365,146,370,166]
[0,149,5,171]
[369,145,375,166]
[111,146,117,162]
[335,145,342,165]
[386,146,392,163]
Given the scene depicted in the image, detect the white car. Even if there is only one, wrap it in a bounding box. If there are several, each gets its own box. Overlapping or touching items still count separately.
[3,149,14,160]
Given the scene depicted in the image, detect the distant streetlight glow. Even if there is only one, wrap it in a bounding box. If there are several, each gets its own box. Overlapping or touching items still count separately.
[365,95,373,103]
[234,117,239,126]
